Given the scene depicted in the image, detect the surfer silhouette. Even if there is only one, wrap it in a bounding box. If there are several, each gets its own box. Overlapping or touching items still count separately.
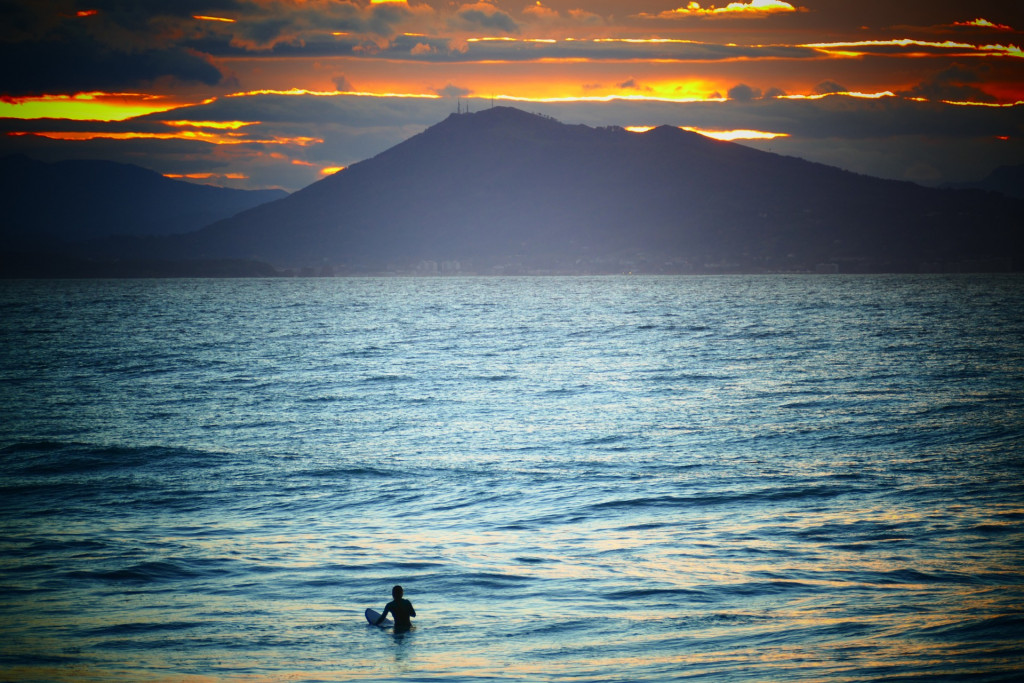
[376,585,416,631]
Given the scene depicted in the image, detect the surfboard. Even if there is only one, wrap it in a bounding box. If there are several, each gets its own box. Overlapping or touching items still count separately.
[365,608,392,627]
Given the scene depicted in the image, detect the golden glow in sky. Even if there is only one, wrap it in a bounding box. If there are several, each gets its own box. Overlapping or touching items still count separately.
[0,93,191,121]
[955,18,1013,30]
[683,127,789,141]
[13,129,322,147]
[163,120,258,130]
[626,125,788,140]
[0,1,1019,191]
[638,0,801,19]
[224,89,440,100]
[803,39,1024,59]
[193,15,236,23]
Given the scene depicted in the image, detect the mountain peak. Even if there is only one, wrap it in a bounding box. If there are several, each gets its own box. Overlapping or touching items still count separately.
[88,107,1024,274]
[446,105,556,123]
[434,105,573,136]
[431,107,708,149]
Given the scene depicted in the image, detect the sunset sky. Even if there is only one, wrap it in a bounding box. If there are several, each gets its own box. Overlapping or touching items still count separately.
[1,0,1021,191]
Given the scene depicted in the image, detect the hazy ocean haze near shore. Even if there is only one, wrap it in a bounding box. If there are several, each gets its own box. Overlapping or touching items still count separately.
[1,275,1023,681]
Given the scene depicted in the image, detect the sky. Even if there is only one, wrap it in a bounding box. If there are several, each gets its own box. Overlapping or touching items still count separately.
[1,0,1021,192]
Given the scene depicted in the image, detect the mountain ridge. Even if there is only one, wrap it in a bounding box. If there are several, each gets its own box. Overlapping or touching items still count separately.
[0,154,288,248]
[24,107,1024,274]
[947,163,1024,200]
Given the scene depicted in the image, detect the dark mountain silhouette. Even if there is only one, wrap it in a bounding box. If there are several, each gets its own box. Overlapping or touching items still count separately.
[948,163,1024,200]
[1,155,287,249]
[48,108,1024,273]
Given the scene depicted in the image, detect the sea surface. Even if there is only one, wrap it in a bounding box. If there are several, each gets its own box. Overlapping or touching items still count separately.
[1,275,1023,682]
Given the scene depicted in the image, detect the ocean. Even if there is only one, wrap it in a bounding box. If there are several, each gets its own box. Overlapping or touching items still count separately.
[1,275,1023,682]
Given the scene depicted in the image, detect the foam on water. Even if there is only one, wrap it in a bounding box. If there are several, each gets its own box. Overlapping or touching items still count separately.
[1,275,1023,681]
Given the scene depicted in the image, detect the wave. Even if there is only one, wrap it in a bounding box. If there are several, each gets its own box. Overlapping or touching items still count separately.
[84,621,206,637]
[335,345,389,358]
[582,484,853,513]
[67,558,235,585]
[297,464,395,479]
[0,441,229,476]
[602,587,707,601]
[575,434,628,447]
[914,614,1024,642]
[643,371,734,383]
[359,373,414,383]
[298,394,358,404]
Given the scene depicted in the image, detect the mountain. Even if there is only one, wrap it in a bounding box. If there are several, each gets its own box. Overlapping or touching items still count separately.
[79,108,1024,273]
[0,155,287,249]
[948,163,1024,200]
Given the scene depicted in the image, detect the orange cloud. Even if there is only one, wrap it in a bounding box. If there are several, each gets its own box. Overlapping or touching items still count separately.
[682,126,789,140]
[626,125,788,140]
[11,130,322,146]
[804,39,1024,59]
[935,99,1024,108]
[163,120,258,130]
[495,91,725,104]
[523,2,560,22]
[638,1,802,19]
[778,91,896,100]
[164,172,249,182]
[0,92,194,122]
[953,18,1013,31]
[226,88,439,99]
[193,15,235,23]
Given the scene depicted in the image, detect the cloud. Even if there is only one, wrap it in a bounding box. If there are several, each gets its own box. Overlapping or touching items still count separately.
[728,83,762,101]
[803,39,1024,60]
[0,35,223,96]
[393,36,819,64]
[899,64,998,103]
[333,74,354,92]
[567,9,605,26]
[617,79,653,93]
[636,0,803,20]
[813,81,848,95]
[952,18,1014,31]
[3,93,1020,193]
[522,2,560,23]
[433,84,473,98]
[212,1,416,51]
[452,2,519,34]
[3,1,426,63]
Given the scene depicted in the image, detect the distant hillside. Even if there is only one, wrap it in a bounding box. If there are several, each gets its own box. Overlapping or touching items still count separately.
[76,108,1024,273]
[0,155,287,249]
[948,163,1024,200]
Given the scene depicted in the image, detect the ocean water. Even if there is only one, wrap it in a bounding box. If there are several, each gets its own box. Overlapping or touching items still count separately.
[1,274,1023,682]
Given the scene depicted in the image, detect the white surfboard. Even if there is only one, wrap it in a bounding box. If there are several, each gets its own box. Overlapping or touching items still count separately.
[365,608,392,627]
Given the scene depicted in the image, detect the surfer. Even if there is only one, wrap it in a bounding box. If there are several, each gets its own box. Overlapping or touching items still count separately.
[376,585,416,631]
